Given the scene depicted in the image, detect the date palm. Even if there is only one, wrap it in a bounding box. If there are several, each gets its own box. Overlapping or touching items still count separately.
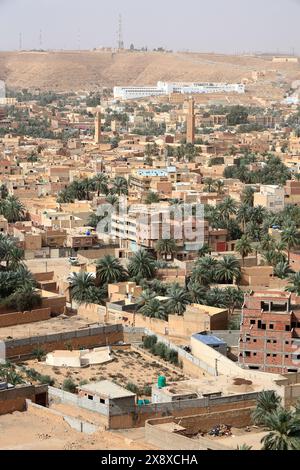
[281,224,300,264]
[252,390,281,425]
[156,238,177,260]
[166,283,191,315]
[286,272,300,296]
[67,272,96,305]
[112,176,128,196]
[261,408,300,451]
[93,173,108,196]
[139,298,167,320]
[273,261,294,280]
[96,255,127,285]
[235,236,252,267]
[128,249,156,281]
[215,255,241,284]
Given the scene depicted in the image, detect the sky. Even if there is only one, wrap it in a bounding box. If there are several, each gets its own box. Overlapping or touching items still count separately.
[0,0,300,54]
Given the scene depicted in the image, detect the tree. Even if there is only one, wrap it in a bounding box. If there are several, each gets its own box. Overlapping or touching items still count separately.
[274,261,294,279]
[187,282,208,304]
[198,244,211,258]
[237,204,251,232]
[156,239,177,260]
[235,236,253,266]
[281,224,300,264]
[166,284,191,315]
[203,178,215,193]
[63,378,77,393]
[139,298,168,320]
[227,106,248,126]
[93,173,108,196]
[218,196,238,221]
[261,408,300,451]
[0,195,25,223]
[241,186,255,207]
[128,250,156,281]
[222,287,244,317]
[3,286,42,312]
[286,272,300,296]
[252,390,281,425]
[96,255,127,285]
[215,255,241,284]
[68,272,96,305]
[112,177,128,196]
[145,191,160,204]
[191,256,218,286]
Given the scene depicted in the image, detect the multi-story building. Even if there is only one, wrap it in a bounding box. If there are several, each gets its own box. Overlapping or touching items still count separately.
[253,184,285,213]
[239,291,300,374]
[114,82,245,100]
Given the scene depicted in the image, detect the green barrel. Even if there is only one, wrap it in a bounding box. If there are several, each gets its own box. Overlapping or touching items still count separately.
[158,376,166,388]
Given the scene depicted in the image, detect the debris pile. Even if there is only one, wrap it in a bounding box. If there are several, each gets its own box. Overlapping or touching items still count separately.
[208,424,232,437]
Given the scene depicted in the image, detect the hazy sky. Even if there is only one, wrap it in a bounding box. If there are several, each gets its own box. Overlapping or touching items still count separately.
[0,0,300,54]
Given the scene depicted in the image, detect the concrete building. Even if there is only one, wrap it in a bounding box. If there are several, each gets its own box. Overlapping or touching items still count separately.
[114,82,245,100]
[253,185,285,213]
[239,291,300,374]
[191,333,227,357]
[77,380,136,408]
[45,347,113,368]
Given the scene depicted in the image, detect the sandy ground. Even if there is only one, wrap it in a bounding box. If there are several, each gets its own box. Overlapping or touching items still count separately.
[204,427,267,450]
[23,349,186,394]
[26,257,70,278]
[0,410,154,450]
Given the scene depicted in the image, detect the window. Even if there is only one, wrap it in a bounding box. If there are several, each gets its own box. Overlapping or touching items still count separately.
[100,398,105,404]
[285,341,290,345]
[88,395,93,401]
[285,355,289,358]
[261,324,266,330]
[267,354,271,357]
[253,339,257,343]
[258,320,262,329]
[245,351,251,357]
[286,325,291,332]
[273,354,277,358]
[269,324,274,330]
[273,340,277,344]
[267,340,271,344]
[250,320,256,325]
[253,353,257,357]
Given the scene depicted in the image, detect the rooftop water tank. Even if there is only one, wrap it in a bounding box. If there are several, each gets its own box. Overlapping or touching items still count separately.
[158,376,166,389]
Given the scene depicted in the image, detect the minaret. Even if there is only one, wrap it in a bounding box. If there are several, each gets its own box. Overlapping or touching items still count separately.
[95,111,101,145]
[186,97,195,144]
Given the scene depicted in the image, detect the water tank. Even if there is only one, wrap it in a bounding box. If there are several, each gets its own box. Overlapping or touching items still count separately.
[158,376,166,389]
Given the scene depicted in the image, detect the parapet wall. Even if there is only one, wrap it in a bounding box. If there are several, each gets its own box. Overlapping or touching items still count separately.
[5,324,123,360]
[0,308,51,328]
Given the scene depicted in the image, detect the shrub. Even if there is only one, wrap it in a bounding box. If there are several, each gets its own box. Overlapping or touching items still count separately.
[62,378,77,393]
[126,382,140,394]
[79,380,89,386]
[165,349,179,366]
[39,375,55,386]
[153,342,168,359]
[143,385,152,397]
[143,335,157,350]
[32,348,45,362]
[3,288,42,312]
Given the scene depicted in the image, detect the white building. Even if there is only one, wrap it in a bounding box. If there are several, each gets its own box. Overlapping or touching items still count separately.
[114,81,245,100]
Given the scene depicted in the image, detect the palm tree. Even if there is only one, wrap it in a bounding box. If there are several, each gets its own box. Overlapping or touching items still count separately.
[281,224,300,264]
[166,284,191,315]
[5,245,24,271]
[286,272,300,296]
[215,255,241,284]
[112,177,128,196]
[106,194,119,207]
[198,244,211,258]
[261,408,300,451]
[218,196,237,220]
[191,256,218,286]
[215,180,225,195]
[139,298,168,320]
[137,289,157,308]
[156,239,177,260]
[96,255,127,285]
[128,250,156,281]
[14,265,37,290]
[187,282,208,304]
[93,173,108,196]
[2,195,25,223]
[250,205,267,225]
[203,178,215,193]
[237,204,251,232]
[145,191,160,204]
[274,261,294,280]
[241,186,255,207]
[235,236,253,267]
[222,287,244,317]
[68,272,96,305]
[237,444,252,450]
[252,390,281,425]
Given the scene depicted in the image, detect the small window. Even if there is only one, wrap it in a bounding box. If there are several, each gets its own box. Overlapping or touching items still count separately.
[253,353,257,357]
[267,354,271,357]
[286,325,291,332]
[253,339,257,343]
[270,324,274,330]
[273,354,277,358]
[100,398,105,404]
[285,355,289,358]
[245,351,251,357]
[261,324,266,330]
[88,395,93,401]
[273,340,277,344]
[285,341,290,345]
[250,320,256,325]
[267,340,271,344]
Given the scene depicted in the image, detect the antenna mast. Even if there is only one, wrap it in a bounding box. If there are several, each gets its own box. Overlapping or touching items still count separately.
[118,14,124,50]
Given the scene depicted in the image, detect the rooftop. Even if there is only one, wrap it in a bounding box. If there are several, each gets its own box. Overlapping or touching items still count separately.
[192,333,227,347]
[78,380,136,399]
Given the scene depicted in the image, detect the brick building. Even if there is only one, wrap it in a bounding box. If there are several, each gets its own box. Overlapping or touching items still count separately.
[239,291,300,374]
